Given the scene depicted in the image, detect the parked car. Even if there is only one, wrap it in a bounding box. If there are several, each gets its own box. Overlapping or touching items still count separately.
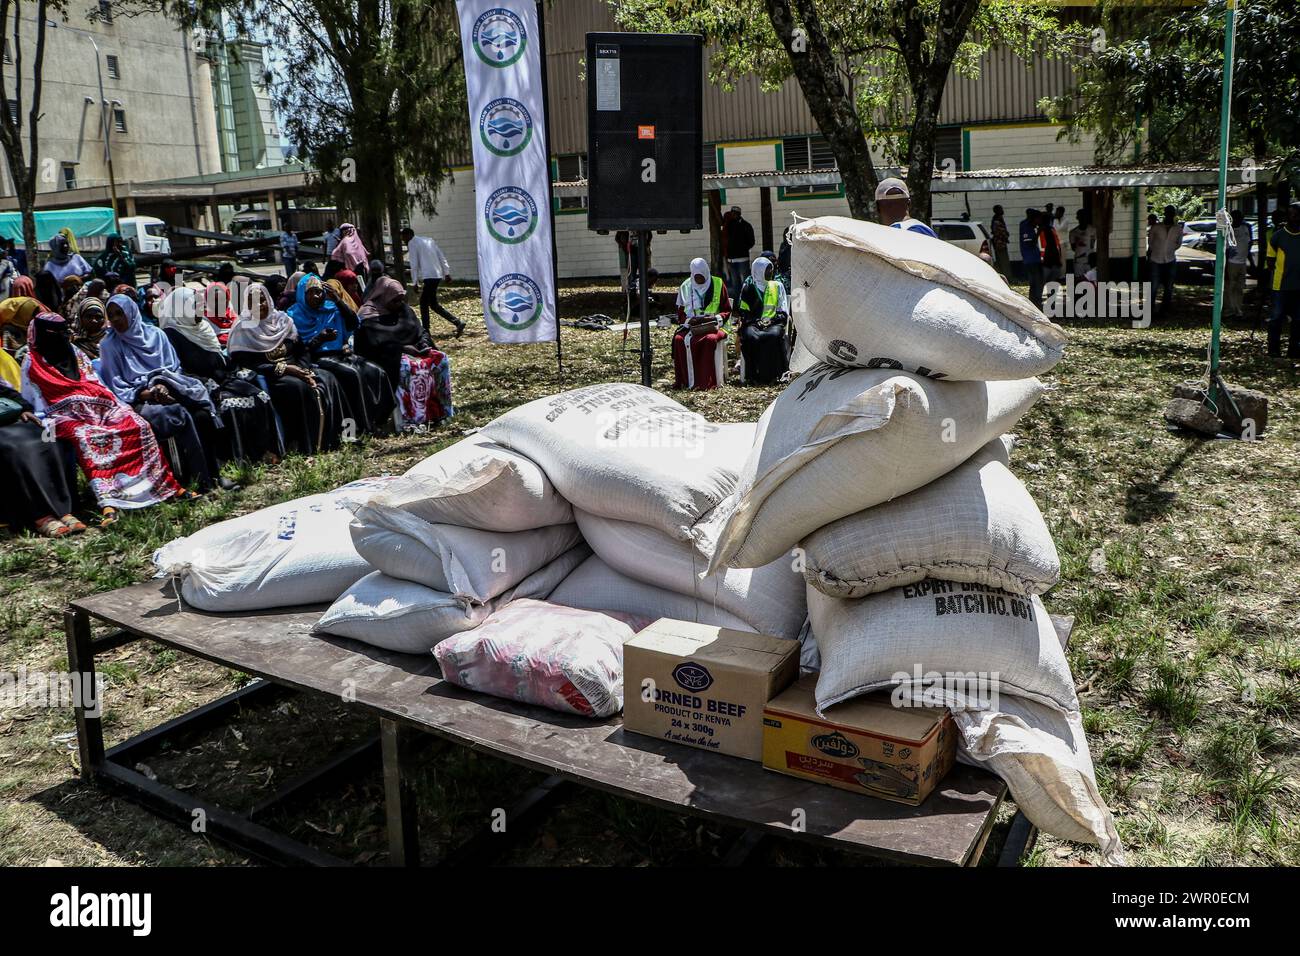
[1176,219,1258,276]
[931,219,991,257]
[117,216,171,255]
[234,229,284,264]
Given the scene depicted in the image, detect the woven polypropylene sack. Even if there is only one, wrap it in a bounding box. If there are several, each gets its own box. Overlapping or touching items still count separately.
[315,544,591,654]
[153,476,398,612]
[802,436,1060,598]
[573,509,806,640]
[349,503,582,604]
[808,581,1077,715]
[434,599,632,718]
[790,216,1066,380]
[395,434,572,531]
[549,554,756,633]
[480,383,755,540]
[701,368,1044,571]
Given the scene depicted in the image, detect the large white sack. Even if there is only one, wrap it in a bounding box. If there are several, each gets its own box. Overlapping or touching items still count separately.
[790,216,1066,380]
[154,476,398,612]
[807,581,1077,715]
[549,554,757,634]
[701,368,1044,571]
[396,434,572,531]
[434,599,631,718]
[349,502,582,603]
[573,509,806,641]
[951,696,1124,864]
[480,383,756,540]
[802,436,1060,599]
[315,544,591,654]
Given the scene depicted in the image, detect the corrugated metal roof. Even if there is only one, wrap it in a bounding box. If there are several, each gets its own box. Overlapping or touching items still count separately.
[552,162,1275,196]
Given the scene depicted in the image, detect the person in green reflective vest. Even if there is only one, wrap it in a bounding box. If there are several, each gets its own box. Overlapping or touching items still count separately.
[672,256,731,390]
[735,256,790,384]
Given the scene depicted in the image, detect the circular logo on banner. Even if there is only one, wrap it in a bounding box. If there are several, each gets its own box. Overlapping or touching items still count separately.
[472,8,527,67]
[478,97,534,157]
[487,273,543,332]
[484,185,538,244]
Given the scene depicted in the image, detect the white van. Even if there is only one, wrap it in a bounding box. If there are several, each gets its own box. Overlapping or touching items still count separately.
[118,216,171,255]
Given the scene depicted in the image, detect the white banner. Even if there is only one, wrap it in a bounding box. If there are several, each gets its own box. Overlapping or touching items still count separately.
[457,0,557,343]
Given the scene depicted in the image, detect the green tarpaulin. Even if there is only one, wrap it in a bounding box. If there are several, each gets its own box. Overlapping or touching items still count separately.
[0,207,116,246]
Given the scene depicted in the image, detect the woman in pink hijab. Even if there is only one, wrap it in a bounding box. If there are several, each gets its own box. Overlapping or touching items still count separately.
[329,223,370,274]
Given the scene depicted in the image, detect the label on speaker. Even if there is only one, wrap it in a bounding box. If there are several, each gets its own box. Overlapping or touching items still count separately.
[595,50,621,112]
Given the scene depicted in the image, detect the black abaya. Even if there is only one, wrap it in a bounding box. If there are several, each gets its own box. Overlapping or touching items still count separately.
[0,383,76,527]
[230,344,346,455]
[314,351,395,435]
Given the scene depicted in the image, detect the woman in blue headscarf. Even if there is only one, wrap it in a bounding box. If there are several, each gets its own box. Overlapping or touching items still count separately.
[288,275,393,434]
[98,293,224,491]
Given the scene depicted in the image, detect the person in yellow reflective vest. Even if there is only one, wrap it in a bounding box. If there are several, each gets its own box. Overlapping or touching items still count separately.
[672,256,731,390]
[735,255,790,384]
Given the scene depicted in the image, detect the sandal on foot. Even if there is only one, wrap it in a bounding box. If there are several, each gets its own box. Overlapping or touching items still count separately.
[99,507,120,527]
[60,514,88,534]
[36,516,71,538]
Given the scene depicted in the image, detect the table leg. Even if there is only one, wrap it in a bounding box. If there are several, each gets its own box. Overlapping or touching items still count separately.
[381,718,420,867]
[64,607,104,779]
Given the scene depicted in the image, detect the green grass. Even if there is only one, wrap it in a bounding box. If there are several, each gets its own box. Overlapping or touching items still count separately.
[0,277,1297,866]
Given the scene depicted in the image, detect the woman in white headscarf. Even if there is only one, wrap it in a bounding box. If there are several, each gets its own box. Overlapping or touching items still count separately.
[735,255,790,384]
[155,285,284,465]
[672,256,731,390]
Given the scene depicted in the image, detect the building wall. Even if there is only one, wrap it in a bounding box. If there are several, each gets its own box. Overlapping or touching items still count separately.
[411,123,1136,280]
[0,7,220,199]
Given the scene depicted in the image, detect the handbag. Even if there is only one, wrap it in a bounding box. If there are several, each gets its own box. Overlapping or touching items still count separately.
[0,395,24,427]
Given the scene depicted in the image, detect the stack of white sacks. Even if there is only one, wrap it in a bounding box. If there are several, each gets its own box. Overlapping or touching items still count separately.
[153,215,1121,862]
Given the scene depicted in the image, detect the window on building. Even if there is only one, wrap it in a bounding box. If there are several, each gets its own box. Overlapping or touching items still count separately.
[106,55,120,79]
[555,153,588,212]
[62,163,78,190]
[781,134,839,198]
[2,40,10,65]
[934,126,963,173]
[98,0,114,23]
[4,99,18,127]
[112,107,127,133]
[702,144,717,175]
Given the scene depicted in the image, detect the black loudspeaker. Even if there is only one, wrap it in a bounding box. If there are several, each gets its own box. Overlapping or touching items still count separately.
[586,32,703,232]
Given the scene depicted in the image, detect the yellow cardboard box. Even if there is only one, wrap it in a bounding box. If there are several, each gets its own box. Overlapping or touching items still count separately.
[762,676,956,805]
[622,619,799,761]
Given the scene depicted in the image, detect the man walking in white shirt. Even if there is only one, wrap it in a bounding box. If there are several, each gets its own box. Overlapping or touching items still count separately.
[1148,205,1185,318]
[401,228,464,336]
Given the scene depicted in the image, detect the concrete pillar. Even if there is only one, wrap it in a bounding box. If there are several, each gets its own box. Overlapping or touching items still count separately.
[125,196,138,217]
[209,199,222,234]
[267,190,280,231]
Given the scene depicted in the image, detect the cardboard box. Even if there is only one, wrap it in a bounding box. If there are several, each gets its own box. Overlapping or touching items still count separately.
[622,619,799,761]
[762,676,956,805]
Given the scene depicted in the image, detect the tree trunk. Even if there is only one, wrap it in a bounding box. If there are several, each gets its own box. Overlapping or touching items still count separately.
[385,178,406,277]
[765,0,878,219]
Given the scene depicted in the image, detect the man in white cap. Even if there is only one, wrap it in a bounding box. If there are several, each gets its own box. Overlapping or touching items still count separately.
[672,256,731,390]
[875,178,938,238]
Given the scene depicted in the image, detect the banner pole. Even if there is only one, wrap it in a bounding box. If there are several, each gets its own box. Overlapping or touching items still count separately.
[536,0,563,376]
[1206,0,1236,411]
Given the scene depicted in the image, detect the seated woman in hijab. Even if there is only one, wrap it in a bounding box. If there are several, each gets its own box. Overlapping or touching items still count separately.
[672,256,731,391]
[323,261,360,312]
[98,293,224,492]
[201,281,240,347]
[0,375,85,537]
[229,283,345,454]
[288,275,393,433]
[329,223,370,275]
[60,274,84,309]
[156,286,283,465]
[21,311,188,525]
[43,234,92,286]
[354,276,453,429]
[71,297,109,359]
[734,255,790,385]
[0,291,41,352]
